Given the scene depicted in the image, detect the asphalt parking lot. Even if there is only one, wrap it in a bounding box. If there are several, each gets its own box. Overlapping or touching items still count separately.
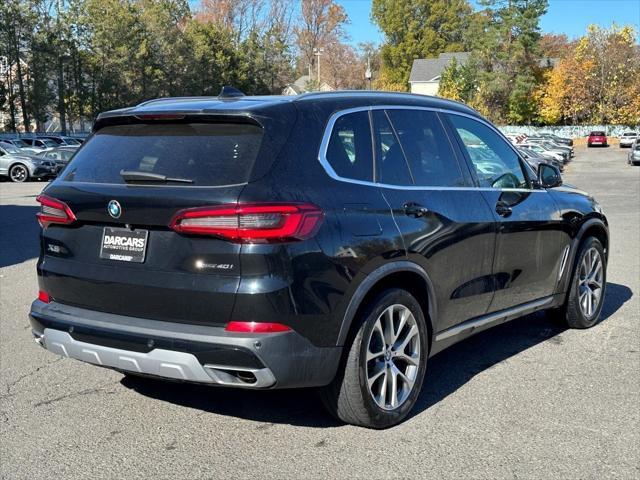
[1,146,638,479]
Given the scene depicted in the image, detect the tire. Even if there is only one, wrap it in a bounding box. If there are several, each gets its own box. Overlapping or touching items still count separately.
[9,164,29,183]
[320,288,429,428]
[550,237,606,329]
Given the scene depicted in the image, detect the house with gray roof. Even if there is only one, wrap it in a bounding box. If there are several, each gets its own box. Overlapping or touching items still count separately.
[409,52,470,96]
[409,52,558,96]
[282,75,334,95]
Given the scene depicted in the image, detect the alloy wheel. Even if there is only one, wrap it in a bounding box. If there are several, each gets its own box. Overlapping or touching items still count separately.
[578,247,604,318]
[365,304,421,411]
[10,165,27,182]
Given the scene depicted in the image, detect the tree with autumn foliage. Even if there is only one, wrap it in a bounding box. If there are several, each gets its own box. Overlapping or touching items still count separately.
[536,24,640,125]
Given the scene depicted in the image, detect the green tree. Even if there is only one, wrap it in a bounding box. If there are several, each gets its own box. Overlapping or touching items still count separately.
[465,0,548,123]
[372,0,473,89]
[0,0,34,131]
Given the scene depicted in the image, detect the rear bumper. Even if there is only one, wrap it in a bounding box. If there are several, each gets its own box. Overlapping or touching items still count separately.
[29,300,341,389]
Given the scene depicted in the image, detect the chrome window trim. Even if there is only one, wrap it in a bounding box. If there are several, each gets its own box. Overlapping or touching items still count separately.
[317,104,545,193]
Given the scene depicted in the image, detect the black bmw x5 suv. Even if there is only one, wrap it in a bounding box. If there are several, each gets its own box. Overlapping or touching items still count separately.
[30,91,608,428]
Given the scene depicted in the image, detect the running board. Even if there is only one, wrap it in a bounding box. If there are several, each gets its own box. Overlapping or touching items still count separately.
[431,296,554,355]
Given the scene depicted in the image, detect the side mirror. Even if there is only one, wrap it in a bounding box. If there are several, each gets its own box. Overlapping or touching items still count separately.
[538,163,562,188]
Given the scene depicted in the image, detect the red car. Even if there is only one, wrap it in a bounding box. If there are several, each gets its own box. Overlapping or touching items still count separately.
[588,131,608,147]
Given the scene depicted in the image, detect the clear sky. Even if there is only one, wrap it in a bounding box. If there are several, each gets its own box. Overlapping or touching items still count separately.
[341,0,640,47]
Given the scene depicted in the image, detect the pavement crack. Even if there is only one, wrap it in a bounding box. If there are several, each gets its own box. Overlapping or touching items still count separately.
[34,381,119,408]
[3,357,64,397]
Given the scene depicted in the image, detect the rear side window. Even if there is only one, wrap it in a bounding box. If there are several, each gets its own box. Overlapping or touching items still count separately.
[325,111,373,182]
[371,110,413,185]
[386,109,465,187]
[62,123,263,186]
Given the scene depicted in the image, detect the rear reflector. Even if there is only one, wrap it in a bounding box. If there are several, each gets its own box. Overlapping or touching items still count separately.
[170,203,323,243]
[38,290,51,303]
[36,195,76,228]
[225,321,292,333]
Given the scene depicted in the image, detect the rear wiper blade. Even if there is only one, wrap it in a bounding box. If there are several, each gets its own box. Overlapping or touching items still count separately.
[120,170,194,184]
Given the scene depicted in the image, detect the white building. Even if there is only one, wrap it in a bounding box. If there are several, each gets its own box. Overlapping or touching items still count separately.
[408,52,470,96]
[282,75,334,95]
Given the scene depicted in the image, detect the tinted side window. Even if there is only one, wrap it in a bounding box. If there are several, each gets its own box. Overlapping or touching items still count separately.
[447,114,528,189]
[326,111,373,182]
[386,109,465,187]
[371,110,413,185]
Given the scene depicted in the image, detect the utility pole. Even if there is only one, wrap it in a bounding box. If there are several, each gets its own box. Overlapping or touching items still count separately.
[313,47,324,87]
[365,55,372,90]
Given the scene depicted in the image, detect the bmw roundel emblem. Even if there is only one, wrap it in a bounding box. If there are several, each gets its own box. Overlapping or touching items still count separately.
[107,200,122,219]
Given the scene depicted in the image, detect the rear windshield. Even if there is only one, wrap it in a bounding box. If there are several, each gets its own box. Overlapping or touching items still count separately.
[590,131,605,136]
[62,123,263,186]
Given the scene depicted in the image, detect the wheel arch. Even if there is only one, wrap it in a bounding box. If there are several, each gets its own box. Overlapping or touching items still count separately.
[9,161,30,173]
[558,217,609,297]
[336,261,436,350]
[576,217,609,260]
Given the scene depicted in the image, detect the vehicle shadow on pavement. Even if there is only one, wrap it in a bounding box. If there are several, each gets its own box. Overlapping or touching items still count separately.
[0,205,40,268]
[599,282,633,320]
[120,375,342,428]
[121,282,631,428]
[410,282,632,420]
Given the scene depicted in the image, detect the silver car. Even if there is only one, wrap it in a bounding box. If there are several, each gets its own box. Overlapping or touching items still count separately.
[628,141,640,165]
[0,142,57,182]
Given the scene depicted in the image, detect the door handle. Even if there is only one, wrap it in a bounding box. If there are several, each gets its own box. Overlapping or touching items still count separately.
[403,202,429,218]
[495,201,512,217]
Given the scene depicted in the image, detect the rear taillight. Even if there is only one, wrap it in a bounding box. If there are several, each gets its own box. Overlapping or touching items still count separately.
[225,321,292,333]
[38,290,51,303]
[169,203,323,243]
[36,195,76,228]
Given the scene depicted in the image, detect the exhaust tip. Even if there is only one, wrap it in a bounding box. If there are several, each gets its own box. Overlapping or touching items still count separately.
[33,333,45,348]
[203,364,275,388]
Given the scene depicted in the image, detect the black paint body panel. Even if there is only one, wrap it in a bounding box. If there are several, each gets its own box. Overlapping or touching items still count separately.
[33,93,608,387]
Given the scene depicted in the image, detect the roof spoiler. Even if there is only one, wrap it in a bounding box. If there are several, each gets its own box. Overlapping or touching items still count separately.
[218,86,245,98]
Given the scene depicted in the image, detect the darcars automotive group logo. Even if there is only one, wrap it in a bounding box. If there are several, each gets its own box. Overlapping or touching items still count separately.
[108,200,121,219]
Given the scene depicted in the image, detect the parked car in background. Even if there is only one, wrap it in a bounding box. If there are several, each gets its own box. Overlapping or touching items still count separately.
[37,135,82,147]
[588,131,608,147]
[60,136,83,146]
[21,138,59,152]
[504,133,527,144]
[36,136,66,146]
[1,138,37,152]
[0,141,57,182]
[538,132,573,147]
[518,147,563,172]
[519,142,567,163]
[628,141,640,165]
[29,91,609,428]
[526,137,574,158]
[619,132,638,148]
[38,147,77,174]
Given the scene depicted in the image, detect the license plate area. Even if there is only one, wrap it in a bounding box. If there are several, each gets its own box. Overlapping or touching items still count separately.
[100,227,148,263]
